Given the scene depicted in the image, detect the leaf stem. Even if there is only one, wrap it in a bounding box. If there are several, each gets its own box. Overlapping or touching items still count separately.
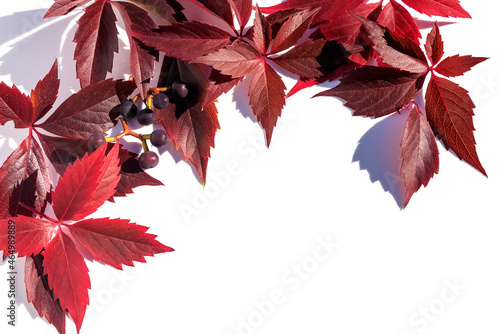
[18,202,58,224]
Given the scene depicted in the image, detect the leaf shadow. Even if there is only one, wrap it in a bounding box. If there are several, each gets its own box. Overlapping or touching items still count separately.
[233,75,257,122]
[414,19,455,30]
[0,9,48,46]
[352,111,409,209]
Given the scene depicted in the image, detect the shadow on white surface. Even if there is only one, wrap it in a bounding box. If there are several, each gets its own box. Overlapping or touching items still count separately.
[352,111,409,208]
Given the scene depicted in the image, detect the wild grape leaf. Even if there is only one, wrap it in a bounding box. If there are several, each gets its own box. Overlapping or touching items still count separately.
[269,8,320,54]
[228,0,252,28]
[253,5,272,55]
[204,70,243,106]
[377,0,421,42]
[133,21,233,62]
[193,41,263,78]
[272,39,326,78]
[401,0,470,18]
[434,55,488,78]
[39,79,135,139]
[31,60,60,123]
[0,82,34,128]
[184,0,234,28]
[318,3,382,46]
[260,0,365,26]
[69,218,174,269]
[113,1,159,99]
[356,15,429,73]
[425,74,486,175]
[25,254,66,334]
[316,66,425,118]
[425,23,444,65]
[0,137,51,219]
[44,0,92,18]
[37,134,89,175]
[248,61,286,146]
[43,230,90,333]
[0,216,54,257]
[52,144,120,222]
[74,0,119,88]
[127,0,176,23]
[400,104,439,208]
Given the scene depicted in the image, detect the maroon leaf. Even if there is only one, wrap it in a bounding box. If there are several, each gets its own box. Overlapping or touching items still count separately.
[113,2,159,99]
[44,0,92,18]
[0,82,34,128]
[39,79,135,140]
[133,21,233,62]
[193,41,263,78]
[228,0,252,28]
[425,22,444,65]
[44,230,90,333]
[356,15,428,73]
[25,254,66,334]
[400,104,439,208]
[31,60,60,123]
[248,61,286,146]
[128,0,176,23]
[425,74,486,175]
[315,66,425,118]
[260,0,365,26]
[0,137,51,219]
[69,218,173,270]
[377,0,421,43]
[184,0,234,28]
[270,8,320,54]
[74,0,118,88]
[0,216,54,257]
[272,39,326,78]
[37,134,89,176]
[401,0,470,18]
[434,55,488,77]
[253,6,272,55]
[204,69,243,106]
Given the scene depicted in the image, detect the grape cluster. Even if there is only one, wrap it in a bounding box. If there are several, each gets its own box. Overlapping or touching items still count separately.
[87,81,189,169]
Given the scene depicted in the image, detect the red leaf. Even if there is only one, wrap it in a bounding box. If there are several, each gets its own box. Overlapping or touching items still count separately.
[25,254,66,334]
[260,0,365,26]
[425,23,444,65]
[52,144,120,222]
[253,6,272,55]
[127,0,176,24]
[315,66,425,118]
[113,2,159,99]
[204,70,243,106]
[356,15,428,73]
[44,230,90,332]
[272,39,326,79]
[184,0,234,28]
[69,218,173,270]
[400,104,439,208]
[248,61,286,146]
[434,55,488,78]
[319,3,382,46]
[44,0,92,18]
[425,74,486,175]
[0,83,34,128]
[228,0,252,28]
[0,136,51,219]
[401,0,470,18]
[74,0,118,88]
[37,134,89,176]
[39,79,135,140]
[193,41,263,78]
[270,8,320,54]
[0,216,54,257]
[31,60,60,123]
[133,21,233,62]
[377,0,421,43]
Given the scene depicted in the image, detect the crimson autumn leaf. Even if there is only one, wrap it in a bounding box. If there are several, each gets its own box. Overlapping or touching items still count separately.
[184,0,235,28]
[400,104,439,208]
[425,74,486,175]
[315,66,425,118]
[31,60,60,123]
[228,0,252,28]
[377,0,421,43]
[272,39,326,78]
[400,0,470,18]
[44,0,93,18]
[434,55,488,78]
[74,0,119,88]
[0,82,35,128]
[0,216,54,256]
[253,5,272,54]
[425,23,444,65]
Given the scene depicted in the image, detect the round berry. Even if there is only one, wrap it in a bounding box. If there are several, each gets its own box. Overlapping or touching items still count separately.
[137,108,156,125]
[150,130,168,148]
[119,100,138,119]
[172,81,189,98]
[153,93,170,109]
[138,151,159,169]
[88,133,106,152]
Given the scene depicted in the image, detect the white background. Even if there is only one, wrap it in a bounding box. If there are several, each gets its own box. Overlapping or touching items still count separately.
[1,0,500,333]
